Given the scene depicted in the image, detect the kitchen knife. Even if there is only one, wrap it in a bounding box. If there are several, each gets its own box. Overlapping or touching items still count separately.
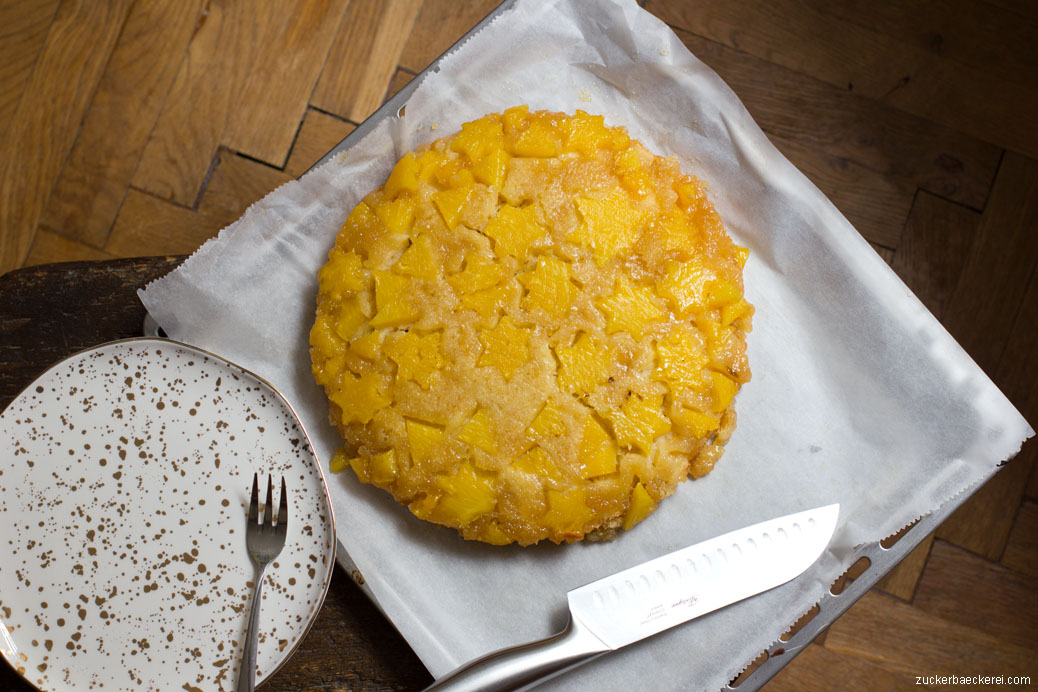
[424,503,839,692]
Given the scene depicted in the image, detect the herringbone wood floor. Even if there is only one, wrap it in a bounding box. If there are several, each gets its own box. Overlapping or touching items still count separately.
[1,1,1036,690]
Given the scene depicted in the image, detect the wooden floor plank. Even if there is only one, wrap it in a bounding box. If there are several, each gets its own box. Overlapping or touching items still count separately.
[767,642,930,691]
[222,0,350,167]
[875,533,934,601]
[675,28,1001,213]
[106,150,291,258]
[0,0,133,275]
[284,108,356,179]
[103,189,229,258]
[890,191,980,319]
[398,0,501,72]
[1001,500,1038,577]
[817,0,1037,92]
[310,0,422,123]
[825,591,1035,684]
[197,150,292,217]
[132,0,274,207]
[942,152,1038,381]
[37,0,204,248]
[648,0,1038,159]
[913,540,1038,651]
[671,29,1000,244]
[24,229,116,267]
[934,153,1038,559]
[0,0,60,137]
[984,0,1038,22]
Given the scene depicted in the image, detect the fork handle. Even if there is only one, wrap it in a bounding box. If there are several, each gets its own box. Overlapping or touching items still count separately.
[237,567,267,692]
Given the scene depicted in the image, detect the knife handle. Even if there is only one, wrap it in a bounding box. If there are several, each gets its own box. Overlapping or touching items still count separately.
[422,612,611,692]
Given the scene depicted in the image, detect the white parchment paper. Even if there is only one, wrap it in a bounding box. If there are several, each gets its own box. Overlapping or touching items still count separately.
[139,1,1033,689]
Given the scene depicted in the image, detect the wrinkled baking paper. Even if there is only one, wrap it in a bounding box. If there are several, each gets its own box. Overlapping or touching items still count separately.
[140,0,1033,689]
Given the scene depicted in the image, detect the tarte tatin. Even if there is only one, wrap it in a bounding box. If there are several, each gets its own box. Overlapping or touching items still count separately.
[310,107,752,546]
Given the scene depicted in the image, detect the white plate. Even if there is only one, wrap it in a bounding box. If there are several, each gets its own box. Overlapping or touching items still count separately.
[0,339,336,691]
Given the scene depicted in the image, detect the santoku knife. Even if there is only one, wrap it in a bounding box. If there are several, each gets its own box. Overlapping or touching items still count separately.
[424,503,840,692]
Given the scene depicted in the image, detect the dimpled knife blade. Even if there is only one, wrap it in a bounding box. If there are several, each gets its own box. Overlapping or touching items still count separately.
[425,504,840,692]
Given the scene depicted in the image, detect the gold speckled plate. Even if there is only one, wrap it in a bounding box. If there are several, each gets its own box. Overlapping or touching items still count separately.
[0,338,336,692]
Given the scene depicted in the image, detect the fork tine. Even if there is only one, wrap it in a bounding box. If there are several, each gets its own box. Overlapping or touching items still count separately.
[249,472,260,525]
[265,474,274,529]
[278,476,289,530]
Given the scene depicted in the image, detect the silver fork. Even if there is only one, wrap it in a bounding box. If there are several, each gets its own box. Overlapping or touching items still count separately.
[237,473,289,692]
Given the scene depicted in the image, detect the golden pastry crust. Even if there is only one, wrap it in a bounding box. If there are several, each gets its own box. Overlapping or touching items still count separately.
[310,107,752,546]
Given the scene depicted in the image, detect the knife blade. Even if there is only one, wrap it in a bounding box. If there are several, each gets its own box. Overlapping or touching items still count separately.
[423,504,839,692]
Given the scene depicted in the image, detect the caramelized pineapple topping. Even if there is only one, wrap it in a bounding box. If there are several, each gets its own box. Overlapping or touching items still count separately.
[311,107,752,546]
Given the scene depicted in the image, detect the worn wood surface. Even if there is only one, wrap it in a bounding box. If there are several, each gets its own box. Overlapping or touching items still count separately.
[0,258,433,692]
[1,1,1036,690]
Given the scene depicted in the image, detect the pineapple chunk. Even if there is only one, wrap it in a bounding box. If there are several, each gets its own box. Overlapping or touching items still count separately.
[416,150,445,184]
[406,419,444,463]
[329,448,351,473]
[349,455,369,483]
[343,201,380,237]
[348,330,382,360]
[705,279,741,309]
[660,258,716,316]
[309,314,344,356]
[385,152,419,198]
[721,298,753,328]
[562,110,629,155]
[318,250,367,298]
[615,148,653,199]
[543,487,592,538]
[658,211,695,255]
[333,296,371,341]
[519,257,575,318]
[483,204,545,260]
[370,270,419,328]
[450,116,505,164]
[709,371,739,412]
[330,373,389,424]
[459,282,517,323]
[477,315,531,380]
[654,326,709,392]
[433,185,473,230]
[370,449,398,485]
[598,276,665,340]
[449,253,508,293]
[554,333,610,393]
[473,147,509,189]
[458,408,497,455]
[527,399,567,438]
[434,463,497,525]
[571,188,648,266]
[606,394,671,453]
[672,407,720,439]
[479,522,513,545]
[374,196,415,236]
[395,233,441,281]
[622,483,656,530]
[578,415,617,479]
[512,447,563,481]
[504,108,561,158]
[384,330,444,389]
[735,245,750,267]
[312,354,343,388]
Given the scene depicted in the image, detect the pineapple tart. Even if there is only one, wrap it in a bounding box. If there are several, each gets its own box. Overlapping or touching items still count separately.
[310,106,752,546]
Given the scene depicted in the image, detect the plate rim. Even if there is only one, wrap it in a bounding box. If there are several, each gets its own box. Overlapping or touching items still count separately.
[0,336,338,691]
